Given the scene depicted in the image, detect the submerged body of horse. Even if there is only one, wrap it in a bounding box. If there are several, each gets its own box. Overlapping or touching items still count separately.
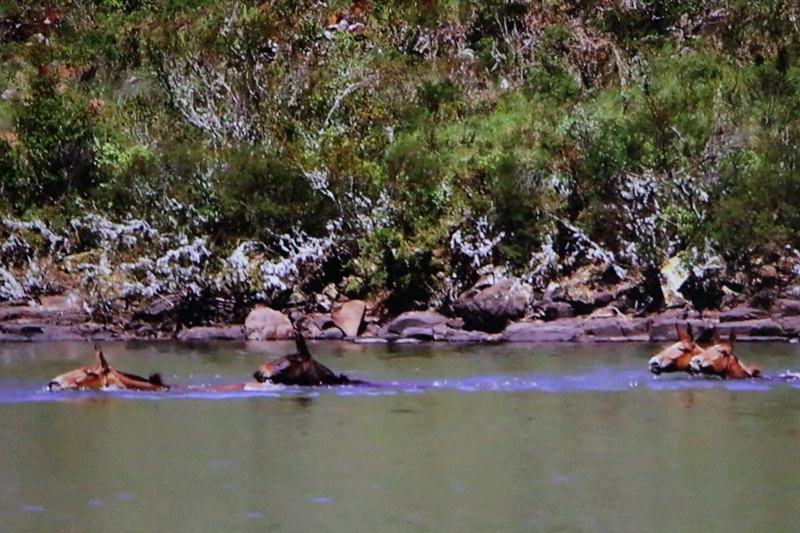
[47,334,370,393]
[48,347,170,391]
[253,332,368,386]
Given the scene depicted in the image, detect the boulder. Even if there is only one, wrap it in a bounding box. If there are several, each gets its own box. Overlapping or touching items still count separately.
[778,316,800,336]
[719,306,770,323]
[0,294,90,324]
[454,278,532,333]
[649,317,714,343]
[244,306,294,340]
[0,322,85,341]
[177,326,245,341]
[539,301,575,321]
[715,319,786,340]
[773,299,800,317]
[582,317,650,341]
[660,255,690,307]
[387,311,449,336]
[501,320,582,342]
[331,300,366,338]
[401,326,435,341]
[433,325,493,343]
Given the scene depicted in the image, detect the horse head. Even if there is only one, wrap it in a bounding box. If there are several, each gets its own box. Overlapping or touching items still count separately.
[689,332,760,379]
[253,332,354,386]
[648,324,703,375]
[48,347,169,391]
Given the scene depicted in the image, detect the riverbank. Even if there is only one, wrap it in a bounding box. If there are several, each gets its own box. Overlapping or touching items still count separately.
[2,291,799,344]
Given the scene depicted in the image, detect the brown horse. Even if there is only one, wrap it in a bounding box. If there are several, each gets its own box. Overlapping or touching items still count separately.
[253,332,364,386]
[648,324,704,375]
[48,347,170,391]
[689,333,761,379]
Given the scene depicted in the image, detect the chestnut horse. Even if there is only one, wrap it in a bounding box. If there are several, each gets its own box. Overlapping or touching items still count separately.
[253,332,365,386]
[648,324,704,375]
[48,347,170,391]
[689,333,760,379]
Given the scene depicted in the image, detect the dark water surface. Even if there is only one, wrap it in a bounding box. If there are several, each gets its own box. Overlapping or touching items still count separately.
[2,340,800,532]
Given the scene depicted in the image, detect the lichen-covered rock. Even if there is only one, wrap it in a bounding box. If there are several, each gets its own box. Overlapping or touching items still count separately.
[454,278,532,333]
[244,306,294,340]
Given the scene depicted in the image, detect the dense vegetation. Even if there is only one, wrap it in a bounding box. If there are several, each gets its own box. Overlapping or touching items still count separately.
[1,0,800,323]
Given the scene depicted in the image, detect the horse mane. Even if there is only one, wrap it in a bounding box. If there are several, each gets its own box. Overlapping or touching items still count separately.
[119,370,164,386]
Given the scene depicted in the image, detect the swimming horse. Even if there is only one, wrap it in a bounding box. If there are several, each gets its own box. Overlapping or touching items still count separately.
[648,323,705,375]
[252,331,367,386]
[689,332,761,379]
[47,346,170,391]
[195,331,368,392]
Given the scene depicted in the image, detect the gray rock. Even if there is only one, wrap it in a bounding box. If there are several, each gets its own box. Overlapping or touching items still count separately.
[719,306,770,323]
[402,326,435,341]
[323,327,345,340]
[433,325,492,342]
[177,326,245,341]
[454,278,532,333]
[387,311,449,335]
[244,306,294,340]
[0,322,85,341]
[582,317,650,341]
[714,319,785,340]
[648,317,714,342]
[774,299,800,317]
[331,300,366,338]
[541,301,575,321]
[501,320,582,342]
[778,316,800,336]
[0,295,90,324]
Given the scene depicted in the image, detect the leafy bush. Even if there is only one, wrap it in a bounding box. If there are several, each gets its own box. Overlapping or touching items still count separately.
[214,148,337,245]
[13,61,99,213]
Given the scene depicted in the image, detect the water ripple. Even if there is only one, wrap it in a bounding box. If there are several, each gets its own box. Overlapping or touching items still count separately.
[2,368,798,403]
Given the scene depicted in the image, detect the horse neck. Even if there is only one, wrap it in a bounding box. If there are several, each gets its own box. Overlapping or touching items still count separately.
[674,346,699,370]
[115,371,162,390]
[722,357,755,379]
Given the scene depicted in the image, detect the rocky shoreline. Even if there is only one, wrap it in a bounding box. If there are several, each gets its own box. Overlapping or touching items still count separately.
[2,291,800,345]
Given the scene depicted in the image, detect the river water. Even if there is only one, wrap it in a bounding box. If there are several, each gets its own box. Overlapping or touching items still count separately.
[1,340,800,532]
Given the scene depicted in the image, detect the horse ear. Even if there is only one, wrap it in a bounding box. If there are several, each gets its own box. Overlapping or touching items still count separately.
[95,346,109,372]
[685,322,694,341]
[729,331,737,344]
[295,331,311,360]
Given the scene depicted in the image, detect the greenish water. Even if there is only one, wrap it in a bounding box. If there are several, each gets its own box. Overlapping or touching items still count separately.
[1,340,800,532]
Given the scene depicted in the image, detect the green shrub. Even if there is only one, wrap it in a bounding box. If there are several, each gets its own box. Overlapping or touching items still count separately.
[14,63,99,212]
[214,148,337,245]
[0,137,26,214]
